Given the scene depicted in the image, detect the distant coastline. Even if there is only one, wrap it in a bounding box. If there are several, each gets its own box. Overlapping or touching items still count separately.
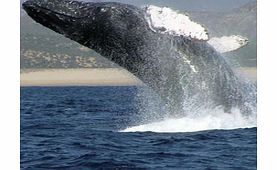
[20,68,142,86]
[234,67,257,83]
[20,67,256,87]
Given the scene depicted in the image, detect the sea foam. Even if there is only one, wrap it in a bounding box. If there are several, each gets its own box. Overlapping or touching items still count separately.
[121,108,256,133]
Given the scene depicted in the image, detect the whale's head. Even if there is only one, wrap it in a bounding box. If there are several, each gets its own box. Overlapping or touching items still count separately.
[22,0,149,56]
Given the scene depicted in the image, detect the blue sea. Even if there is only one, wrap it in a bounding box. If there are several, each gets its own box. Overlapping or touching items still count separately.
[21,87,257,169]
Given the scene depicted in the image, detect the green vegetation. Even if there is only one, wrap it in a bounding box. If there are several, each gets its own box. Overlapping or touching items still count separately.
[20,33,117,69]
[20,13,117,69]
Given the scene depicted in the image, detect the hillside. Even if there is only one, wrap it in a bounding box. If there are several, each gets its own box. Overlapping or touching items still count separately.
[190,1,257,66]
[20,12,117,69]
[20,0,257,69]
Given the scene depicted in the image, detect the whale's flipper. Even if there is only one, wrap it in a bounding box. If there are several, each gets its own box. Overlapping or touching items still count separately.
[145,5,248,54]
[207,35,249,53]
[144,5,209,41]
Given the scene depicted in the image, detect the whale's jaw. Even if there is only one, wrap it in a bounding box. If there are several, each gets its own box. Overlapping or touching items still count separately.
[22,0,92,36]
[22,0,149,57]
[22,0,90,18]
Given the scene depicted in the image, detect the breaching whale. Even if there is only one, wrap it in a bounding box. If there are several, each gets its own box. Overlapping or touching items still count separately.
[22,0,255,115]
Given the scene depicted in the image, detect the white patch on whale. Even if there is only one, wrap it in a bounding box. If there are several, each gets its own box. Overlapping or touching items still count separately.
[208,35,249,53]
[144,5,209,41]
[178,51,198,73]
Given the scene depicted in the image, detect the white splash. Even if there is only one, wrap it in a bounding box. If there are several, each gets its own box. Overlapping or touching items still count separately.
[208,35,248,53]
[145,5,209,40]
[121,108,256,133]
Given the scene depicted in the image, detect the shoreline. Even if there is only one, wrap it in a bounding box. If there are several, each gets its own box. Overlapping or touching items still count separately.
[20,67,256,87]
[21,68,142,87]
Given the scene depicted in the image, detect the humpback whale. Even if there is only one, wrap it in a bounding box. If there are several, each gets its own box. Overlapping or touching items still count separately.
[22,0,255,115]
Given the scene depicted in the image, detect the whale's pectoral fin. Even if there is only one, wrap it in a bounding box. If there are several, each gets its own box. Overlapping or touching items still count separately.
[144,5,249,54]
[207,35,249,53]
[144,5,209,41]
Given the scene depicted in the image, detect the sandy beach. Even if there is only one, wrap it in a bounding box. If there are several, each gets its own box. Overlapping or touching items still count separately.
[234,67,257,82]
[20,67,256,86]
[21,68,142,86]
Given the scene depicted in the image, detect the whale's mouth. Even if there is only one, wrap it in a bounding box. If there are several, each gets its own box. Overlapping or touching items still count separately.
[22,0,91,18]
[23,3,77,20]
[22,0,92,33]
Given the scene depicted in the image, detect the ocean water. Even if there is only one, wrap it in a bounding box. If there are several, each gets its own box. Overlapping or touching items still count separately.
[21,87,257,169]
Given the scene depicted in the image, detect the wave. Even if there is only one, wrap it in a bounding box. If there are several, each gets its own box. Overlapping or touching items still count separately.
[121,108,256,133]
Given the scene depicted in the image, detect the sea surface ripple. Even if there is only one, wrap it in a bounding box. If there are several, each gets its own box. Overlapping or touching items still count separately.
[21,87,256,169]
